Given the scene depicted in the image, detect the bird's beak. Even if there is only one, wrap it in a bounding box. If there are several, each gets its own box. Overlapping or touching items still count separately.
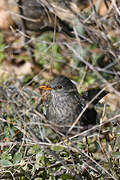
[39,85,52,91]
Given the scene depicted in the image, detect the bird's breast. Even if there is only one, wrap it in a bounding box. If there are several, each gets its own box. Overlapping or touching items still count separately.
[47,93,82,125]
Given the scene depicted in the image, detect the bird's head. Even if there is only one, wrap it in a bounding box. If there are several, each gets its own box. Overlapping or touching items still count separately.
[40,75,78,95]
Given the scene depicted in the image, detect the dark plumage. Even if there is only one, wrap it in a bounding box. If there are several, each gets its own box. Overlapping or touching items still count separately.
[40,76,108,135]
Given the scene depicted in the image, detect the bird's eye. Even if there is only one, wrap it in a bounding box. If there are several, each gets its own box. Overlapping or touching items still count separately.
[57,86,63,90]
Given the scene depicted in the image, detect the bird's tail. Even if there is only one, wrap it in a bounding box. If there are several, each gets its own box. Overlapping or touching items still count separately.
[82,88,108,105]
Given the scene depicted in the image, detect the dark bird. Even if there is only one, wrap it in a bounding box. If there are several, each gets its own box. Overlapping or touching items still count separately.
[40,75,108,135]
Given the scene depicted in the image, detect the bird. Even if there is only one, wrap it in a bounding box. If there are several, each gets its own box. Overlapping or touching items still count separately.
[40,75,108,136]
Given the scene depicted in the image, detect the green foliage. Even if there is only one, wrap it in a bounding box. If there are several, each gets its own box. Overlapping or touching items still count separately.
[0,152,13,167]
[34,32,66,69]
[51,145,65,152]
[0,159,13,167]
[61,174,73,179]
[13,152,22,164]
[27,144,41,154]
[73,18,85,35]
[0,33,5,63]
[84,72,98,85]
[78,142,86,150]
[72,43,89,67]
[113,152,120,159]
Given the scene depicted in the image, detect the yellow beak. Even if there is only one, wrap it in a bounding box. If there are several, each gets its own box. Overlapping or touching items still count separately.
[39,85,52,91]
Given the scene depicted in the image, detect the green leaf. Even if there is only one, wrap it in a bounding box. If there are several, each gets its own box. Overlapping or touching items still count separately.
[78,142,86,150]
[34,32,65,67]
[51,145,64,152]
[113,152,120,159]
[72,44,89,67]
[36,151,44,164]
[27,144,40,155]
[61,174,73,179]
[22,164,28,171]
[13,152,22,164]
[117,142,120,148]
[0,159,13,167]
[0,152,12,160]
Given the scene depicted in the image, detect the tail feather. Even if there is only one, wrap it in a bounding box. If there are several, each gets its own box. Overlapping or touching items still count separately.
[82,88,108,105]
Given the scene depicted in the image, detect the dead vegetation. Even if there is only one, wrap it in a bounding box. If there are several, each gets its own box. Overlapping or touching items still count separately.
[0,0,120,179]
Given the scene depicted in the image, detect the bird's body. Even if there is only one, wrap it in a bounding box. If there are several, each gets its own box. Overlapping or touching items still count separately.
[40,76,107,135]
[47,87,83,125]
